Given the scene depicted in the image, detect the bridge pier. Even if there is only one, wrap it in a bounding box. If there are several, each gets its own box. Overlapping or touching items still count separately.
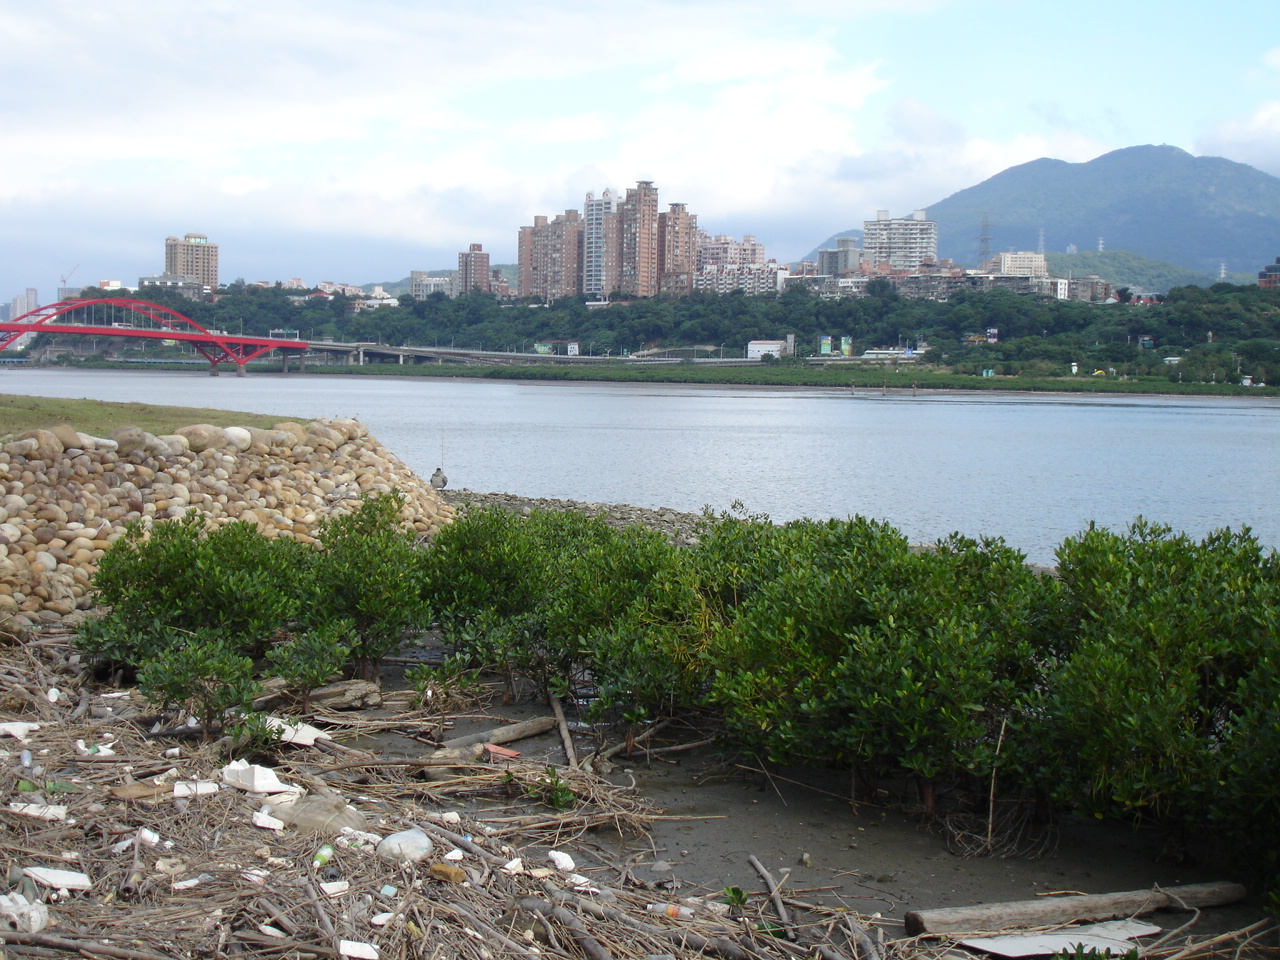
[236,363,246,377]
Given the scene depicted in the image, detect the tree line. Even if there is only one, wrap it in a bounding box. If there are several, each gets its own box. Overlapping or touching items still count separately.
[71,281,1280,384]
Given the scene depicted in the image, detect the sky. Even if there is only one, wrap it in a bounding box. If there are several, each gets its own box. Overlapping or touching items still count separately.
[2,0,1279,300]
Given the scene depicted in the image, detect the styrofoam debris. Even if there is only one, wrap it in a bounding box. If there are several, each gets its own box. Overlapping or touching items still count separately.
[375,828,434,864]
[9,803,68,822]
[529,867,554,879]
[0,722,40,742]
[370,911,396,927]
[502,858,524,874]
[23,867,92,891]
[339,940,379,959]
[252,810,286,831]
[547,850,575,872]
[321,880,350,897]
[566,873,590,886]
[959,920,1163,958]
[335,828,383,850]
[174,780,219,798]
[258,924,287,938]
[0,893,49,933]
[172,876,206,890]
[220,759,293,794]
[263,716,334,747]
[137,828,161,847]
[443,848,465,862]
[440,811,462,824]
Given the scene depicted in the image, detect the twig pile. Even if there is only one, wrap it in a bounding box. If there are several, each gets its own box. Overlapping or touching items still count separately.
[0,623,1273,960]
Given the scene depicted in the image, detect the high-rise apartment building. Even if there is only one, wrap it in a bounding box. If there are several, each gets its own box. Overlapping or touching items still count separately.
[456,243,491,295]
[657,203,698,297]
[517,210,584,302]
[861,210,937,272]
[582,189,622,299]
[619,180,660,297]
[10,288,39,318]
[164,233,219,292]
[817,236,861,276]
[987,251,1049,277]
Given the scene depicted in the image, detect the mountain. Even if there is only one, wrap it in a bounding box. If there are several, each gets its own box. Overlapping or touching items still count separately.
[1043,251,1254,293]
[806,146,1280,281]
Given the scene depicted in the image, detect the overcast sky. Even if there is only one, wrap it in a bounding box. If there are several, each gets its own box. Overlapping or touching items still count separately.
[2,0,1278,299]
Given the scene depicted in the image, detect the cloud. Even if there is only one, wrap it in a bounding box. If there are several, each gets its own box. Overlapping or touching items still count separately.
[1196,102,1280,176]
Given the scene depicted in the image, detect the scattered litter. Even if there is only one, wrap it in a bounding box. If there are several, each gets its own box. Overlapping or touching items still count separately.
[339,941,379,960]
[503,857,524,874]
[335,827,383,850]
[321,880,351,897]
[0,892,49,933]
[370,911,396,926]
[173,780,219,798]
[8,802,69,822]
[46,688,60,703]
[960,920,1164,958]
[251,809,285,831]
[443,848,465,861]
[311,845,336,869]
[219,759,294,794]
[264,716,334,746]
[271,794,366,833]
[23,867,92,891]
[647,902,694,920]
[547,850,576,872]
[376,828,434,863]
[0,721,39,742]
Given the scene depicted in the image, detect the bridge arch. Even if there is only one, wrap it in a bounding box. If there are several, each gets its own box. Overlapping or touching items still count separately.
[0,298,308,371]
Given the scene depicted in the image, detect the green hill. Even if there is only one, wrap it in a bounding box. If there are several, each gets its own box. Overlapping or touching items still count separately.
[1043,251,1254,293]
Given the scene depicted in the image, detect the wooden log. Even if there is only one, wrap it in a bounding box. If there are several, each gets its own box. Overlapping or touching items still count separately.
[439,715,558,749]
[549,692,579,768]
[903,881,1248,936]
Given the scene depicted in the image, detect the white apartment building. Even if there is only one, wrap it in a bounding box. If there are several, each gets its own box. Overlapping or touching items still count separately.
[989,251,1049,277]
[693,260,789,296]
[862,210,938,271]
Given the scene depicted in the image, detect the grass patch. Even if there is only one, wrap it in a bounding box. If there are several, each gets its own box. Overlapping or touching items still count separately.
[0,394,296,439]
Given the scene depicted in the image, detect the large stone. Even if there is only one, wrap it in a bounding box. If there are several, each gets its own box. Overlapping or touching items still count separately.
[51,424,83,451]
[16,430,63,462]
[223,426,252,452]
[110,426,149,456]
[273,422,309,445]
[175,424,227,453]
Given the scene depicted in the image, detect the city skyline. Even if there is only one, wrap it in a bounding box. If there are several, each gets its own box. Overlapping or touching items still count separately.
[2,1,1278,300]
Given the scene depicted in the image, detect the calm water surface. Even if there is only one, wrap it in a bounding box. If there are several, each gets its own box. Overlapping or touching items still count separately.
[3,368,1277,565]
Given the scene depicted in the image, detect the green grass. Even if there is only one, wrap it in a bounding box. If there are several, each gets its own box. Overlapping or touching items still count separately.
[0,394,296,440]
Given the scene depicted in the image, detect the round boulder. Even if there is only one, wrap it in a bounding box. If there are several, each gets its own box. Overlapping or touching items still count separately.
[223,426,252,452]
[176,424,228,453]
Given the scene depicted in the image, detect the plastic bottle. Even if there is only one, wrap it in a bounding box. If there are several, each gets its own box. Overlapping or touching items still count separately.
[311,845,335,869]
[646,903,694,920]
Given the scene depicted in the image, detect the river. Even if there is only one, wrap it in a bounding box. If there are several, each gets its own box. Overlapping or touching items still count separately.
[3,368,1277,565]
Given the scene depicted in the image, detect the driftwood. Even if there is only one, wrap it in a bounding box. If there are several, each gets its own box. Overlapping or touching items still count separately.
[440,714,558,749]
[749,854,797,941]
[903,881,1249,936]
[550,691,580,768]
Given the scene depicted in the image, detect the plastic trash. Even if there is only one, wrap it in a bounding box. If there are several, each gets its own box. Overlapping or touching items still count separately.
[252,810,286,831]
[339,941,379,960]
[375,828,434,864]
[272,795,368,835]
[311,845,336,869]
[547,850,576,872]
[8,803,68,822]
[0,722,40,742]
[219,759,293,794]
[23,867,93,891]
[443,848,465,862]
[263,717,333,746]
[173,780,219,799]
[646,903,695,920]
[320,880,350,897]
[0,892,49,933]
[335,827,382,851]
[502,857,524,874]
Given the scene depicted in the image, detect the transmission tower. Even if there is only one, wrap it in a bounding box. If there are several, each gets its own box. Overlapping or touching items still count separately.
[978,213,991,266]
[1037,227,1045,255]
[1098,237,1105,252]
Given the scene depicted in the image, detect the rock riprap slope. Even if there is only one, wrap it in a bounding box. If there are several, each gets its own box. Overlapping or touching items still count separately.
[0,418,452,629]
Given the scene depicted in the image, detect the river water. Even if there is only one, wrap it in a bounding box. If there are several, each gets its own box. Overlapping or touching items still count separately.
[3,368,1277,565]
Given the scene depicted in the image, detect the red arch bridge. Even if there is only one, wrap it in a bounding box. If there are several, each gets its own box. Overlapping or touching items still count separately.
[0,298,309,374]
